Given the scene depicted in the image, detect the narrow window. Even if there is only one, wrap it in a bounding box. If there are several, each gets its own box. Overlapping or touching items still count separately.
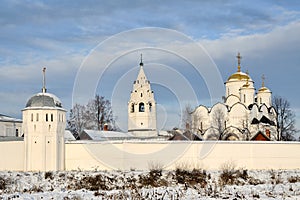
[131,103,135,113]
[15,129,19,137]
[36,113,39,122]
[51,114,53,122]
[141,93,143,97]
[260,98,262,104]
[149,103,152,112]
[200,122,203,131]
[31,113,33,122]
[244,94,246,103]
[49,125,51,131]
[139,102,145,112]
[46,114,48,122]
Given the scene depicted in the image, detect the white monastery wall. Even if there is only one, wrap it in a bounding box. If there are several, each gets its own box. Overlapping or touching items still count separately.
[65,141,300,171]
[0,141,299,171]
[0,141,24,171]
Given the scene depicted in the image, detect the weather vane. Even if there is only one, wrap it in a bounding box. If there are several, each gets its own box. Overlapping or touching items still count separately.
[42,67,47,93]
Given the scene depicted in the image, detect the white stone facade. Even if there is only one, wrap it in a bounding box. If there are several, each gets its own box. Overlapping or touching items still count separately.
[0,115,22,137]
[192,53,278,140]
[128,59,157,137]
[22,92,66,171]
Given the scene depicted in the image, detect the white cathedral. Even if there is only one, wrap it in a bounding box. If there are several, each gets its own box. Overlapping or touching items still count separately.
[191,53,278,141]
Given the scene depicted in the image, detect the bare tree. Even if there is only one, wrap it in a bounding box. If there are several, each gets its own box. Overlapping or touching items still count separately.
[272,95,298,141]
[86,95,114,130]
[67,95,116,137]
[239,111,251,140]
[67,103,86,138]
[212,108,226,140]
[182,104,193,131]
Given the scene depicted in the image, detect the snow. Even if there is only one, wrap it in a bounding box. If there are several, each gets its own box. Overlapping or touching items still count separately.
[0,114,22,122]
[0,169,299,199]
[83,129,133,140]
[36,92,62,106]
[64,130,76,141]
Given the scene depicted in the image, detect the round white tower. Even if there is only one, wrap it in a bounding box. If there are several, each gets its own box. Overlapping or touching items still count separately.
[257,75,272,107]
[128,56,157,137]
[239,73,255,107]
[23,68,66,171]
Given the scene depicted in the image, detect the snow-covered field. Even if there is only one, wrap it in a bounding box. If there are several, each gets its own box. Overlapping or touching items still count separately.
[0,168,299,199]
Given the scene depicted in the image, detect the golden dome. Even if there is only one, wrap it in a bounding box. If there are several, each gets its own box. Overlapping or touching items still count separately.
[258,75,271,93]
[258,86,271,93]
[227,71,251,82]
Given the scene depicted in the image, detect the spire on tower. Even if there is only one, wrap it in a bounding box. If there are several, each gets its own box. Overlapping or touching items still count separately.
[42,67,47,93]
[140,54,143,66]
[236,52,242,72]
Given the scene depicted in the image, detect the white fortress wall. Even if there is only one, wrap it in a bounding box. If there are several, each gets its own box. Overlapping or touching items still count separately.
[0,141,24,171]
[65,141,300,171]
[0,141,298,171]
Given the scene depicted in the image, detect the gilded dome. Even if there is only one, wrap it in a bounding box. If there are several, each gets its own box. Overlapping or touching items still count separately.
[26,92,62,108]
[227,71,251,82]
[258,86,271,93]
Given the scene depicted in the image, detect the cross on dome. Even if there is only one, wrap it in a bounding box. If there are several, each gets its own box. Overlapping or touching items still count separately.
[262,74,265,87]
[236,52,242,72]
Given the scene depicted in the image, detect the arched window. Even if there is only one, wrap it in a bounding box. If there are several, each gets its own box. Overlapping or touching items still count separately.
[131,103,135,113]
[139,102,145,112]
[51,114,53,122]
[31,113,33,122]
[149,103,152,112]
[36,113,39,122]
[46,113,48,122]
[141,93,143,97]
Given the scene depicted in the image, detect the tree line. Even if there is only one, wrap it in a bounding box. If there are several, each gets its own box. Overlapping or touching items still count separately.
[67,95,116,139]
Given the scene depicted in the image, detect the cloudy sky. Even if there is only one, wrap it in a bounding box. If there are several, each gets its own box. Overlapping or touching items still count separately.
[0,0,300,132]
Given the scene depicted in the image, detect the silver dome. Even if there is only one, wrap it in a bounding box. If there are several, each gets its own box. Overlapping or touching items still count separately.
[26,93,62,108]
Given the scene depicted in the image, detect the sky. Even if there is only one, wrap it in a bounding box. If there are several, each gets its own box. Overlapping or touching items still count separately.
[0,0,300,133]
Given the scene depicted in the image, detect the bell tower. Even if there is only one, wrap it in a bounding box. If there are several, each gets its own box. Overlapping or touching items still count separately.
[128,55,157,137]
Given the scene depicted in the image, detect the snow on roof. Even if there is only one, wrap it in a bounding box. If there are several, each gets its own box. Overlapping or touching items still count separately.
[83,130,133,140]
[0,114,22,123]
[64,130,76,141]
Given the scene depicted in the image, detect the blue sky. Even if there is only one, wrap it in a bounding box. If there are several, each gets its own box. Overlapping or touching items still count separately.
[0,0,300,133]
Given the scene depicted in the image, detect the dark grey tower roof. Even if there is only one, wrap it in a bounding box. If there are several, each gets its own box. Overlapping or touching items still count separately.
[25,93,62,108]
